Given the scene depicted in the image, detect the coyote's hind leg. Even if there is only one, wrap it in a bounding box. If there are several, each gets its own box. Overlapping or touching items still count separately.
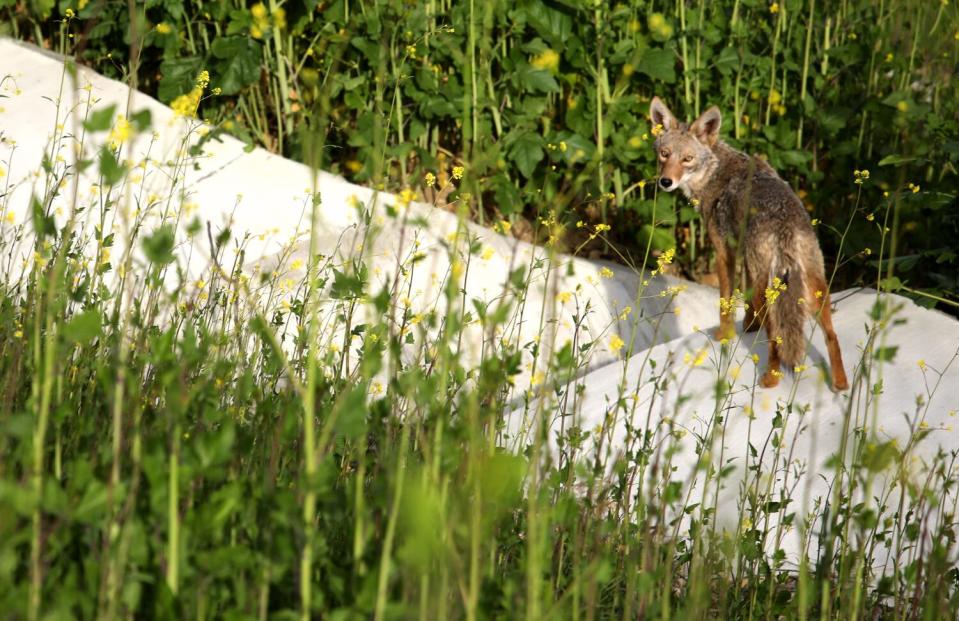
[808,276,849,391]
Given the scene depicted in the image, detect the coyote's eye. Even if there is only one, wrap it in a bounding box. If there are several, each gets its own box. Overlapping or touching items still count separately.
[660,149,669,159]
[682,154,693,162]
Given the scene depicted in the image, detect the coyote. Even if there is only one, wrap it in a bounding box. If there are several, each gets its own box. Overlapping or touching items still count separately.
[649,97,848,390]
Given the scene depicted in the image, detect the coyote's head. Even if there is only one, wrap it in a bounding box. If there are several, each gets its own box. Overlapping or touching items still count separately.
[649,97,722,198]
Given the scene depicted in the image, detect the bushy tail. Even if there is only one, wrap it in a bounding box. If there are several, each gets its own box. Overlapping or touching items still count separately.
[767,251,807,367]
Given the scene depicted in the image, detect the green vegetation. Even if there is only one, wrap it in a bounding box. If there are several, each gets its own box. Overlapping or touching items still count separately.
[2,0,956,308]
[1,1,958,619]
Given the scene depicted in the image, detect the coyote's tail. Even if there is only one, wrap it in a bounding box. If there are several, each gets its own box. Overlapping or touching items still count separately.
[767,250,807,367]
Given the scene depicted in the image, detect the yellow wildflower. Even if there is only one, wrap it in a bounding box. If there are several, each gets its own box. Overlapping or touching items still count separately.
[531,49,560,73]
[156,22,172,35]
[769,2,779,14]
[557,291,573,304]
[271,6,286,30]
[765,277,787,306]
[648,13,673,38]
[424,171,436,187]
[397,188,416,207]
[600,267,614,279]
[107,115,131,149]
[452,165,465,180]
[684,348,708,367]
[609,334,625,353]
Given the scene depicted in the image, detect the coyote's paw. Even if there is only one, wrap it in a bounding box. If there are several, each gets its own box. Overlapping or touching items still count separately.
[832,374,849,391]
[760,370,781,388]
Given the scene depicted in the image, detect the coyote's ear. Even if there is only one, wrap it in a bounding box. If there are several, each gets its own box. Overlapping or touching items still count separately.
[650,97,677,131]
[691,106,722,146]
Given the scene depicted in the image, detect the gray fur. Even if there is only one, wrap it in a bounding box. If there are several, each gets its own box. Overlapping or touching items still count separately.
[649,97,848,389]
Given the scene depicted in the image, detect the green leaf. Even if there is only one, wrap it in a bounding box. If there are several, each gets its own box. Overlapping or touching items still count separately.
[158,55,203,102]
[878,276,902,292]
[877,154,916,167]
[83,104,117,132]
[639,224,674,252]
[517,66,560,93]
[335,384,368,440]
[862,441,899,473]
[211,36,262,95]
[637,47,676,83]
[509,133,545,179]
[142,224,176,265]
[98,147,125,186]
[873,345,898,362]
[130,109,153,132]
[31,195,55,239]
[63,309,103,344]
[330,267,366,300]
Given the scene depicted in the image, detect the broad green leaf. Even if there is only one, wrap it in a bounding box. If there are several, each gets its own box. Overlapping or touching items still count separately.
[637,47,676,83]
[211,36,262,95]
[63,309,102,343]
[518,66,560,93]
[98,147,125,186]
[509,132,545,179]
[82,104,117,132]
[142,224,176,265]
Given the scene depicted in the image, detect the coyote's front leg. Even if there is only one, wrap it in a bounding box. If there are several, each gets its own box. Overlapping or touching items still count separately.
[713,243,737,340]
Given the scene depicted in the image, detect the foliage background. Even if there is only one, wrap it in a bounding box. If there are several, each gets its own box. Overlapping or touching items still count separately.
[2,0,956,309]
